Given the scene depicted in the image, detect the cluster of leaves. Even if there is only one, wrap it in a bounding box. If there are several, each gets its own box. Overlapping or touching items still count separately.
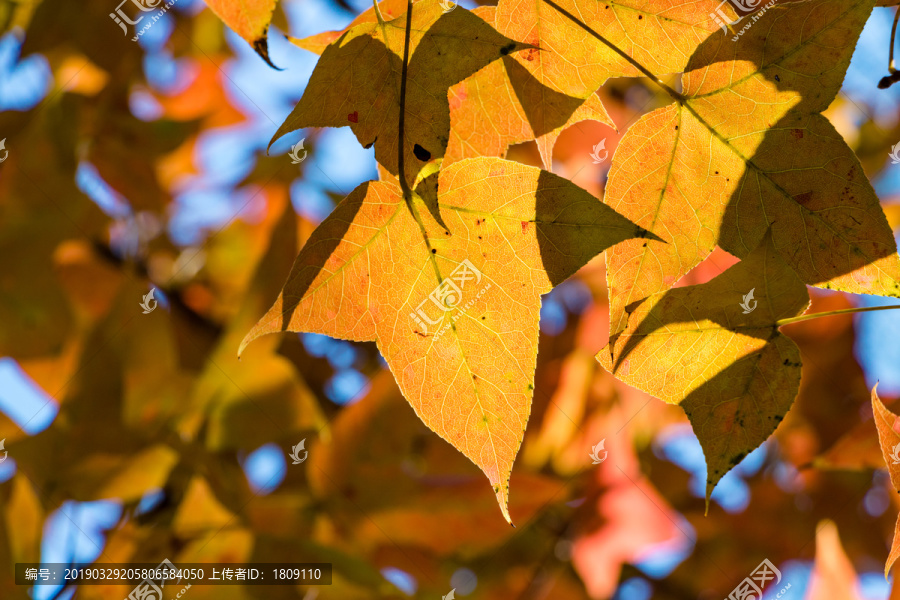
[3,0,900,598]
[223,0,900,521]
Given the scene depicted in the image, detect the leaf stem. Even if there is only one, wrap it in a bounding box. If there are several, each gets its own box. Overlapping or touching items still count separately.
[374,0,386,26]
[776,303,900,327]
[394,0,442,279]
[397,0,413,197]
[539,0,686,103]
[890,8,899,74]
[879,8,900,88]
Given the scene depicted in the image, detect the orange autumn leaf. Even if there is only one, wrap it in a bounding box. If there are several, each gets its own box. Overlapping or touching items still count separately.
[288,0,409,56]
[598,230,809,504]
[445,0,725,170]
[488,0,722,100]
[604,0,900,338]
[444,6,614,171]
[204,0,279,67]
[240,157,651,521]
[269,0,530,188]
[237,0,900,526]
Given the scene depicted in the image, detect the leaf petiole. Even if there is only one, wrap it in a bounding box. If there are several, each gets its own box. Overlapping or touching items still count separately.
[878,8,900,88]
[776,303,900,327]
[397,0,413,197]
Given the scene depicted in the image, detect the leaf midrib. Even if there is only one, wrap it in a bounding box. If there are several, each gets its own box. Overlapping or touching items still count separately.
[596,0,895,291]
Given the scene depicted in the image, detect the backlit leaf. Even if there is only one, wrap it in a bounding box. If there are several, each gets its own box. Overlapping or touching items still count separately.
[605,0,900,336]
[271,0,530,187]
[204,0,280,67]
[241,157,650,521]
[490,0,721,99]
[445,0,725,170]
[444,6,614,170]
[288,0,409,56]
[598,230,809,503]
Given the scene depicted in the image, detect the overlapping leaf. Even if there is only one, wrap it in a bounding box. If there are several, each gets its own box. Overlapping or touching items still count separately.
[271,0,529,187]
[289,0,408,56]
[241,157,651,521]
[489,0,722,99]
[445,0,724,169]
[604,0,900,336]
[598,231,809,503]
[444,6,614,171]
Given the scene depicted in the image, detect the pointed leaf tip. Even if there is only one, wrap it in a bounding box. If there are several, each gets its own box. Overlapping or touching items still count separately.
[204,0,280,68]
[599,230,807,506]
[253,36,283,70]
[239,157,650,520]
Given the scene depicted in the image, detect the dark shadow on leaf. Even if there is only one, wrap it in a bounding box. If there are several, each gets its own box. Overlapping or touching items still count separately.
[271,5,531,188]
[534,170,660,287]
[277,183,366,332]
[680,339,800,493]
[603,0,900,332]
[503,55,594,139]
[610,230,808,372]
[399,9,530,185]
[414,171,451,233]
[684,0,900,297]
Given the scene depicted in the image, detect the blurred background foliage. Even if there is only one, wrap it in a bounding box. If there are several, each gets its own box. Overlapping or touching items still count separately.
[1,0,900,598]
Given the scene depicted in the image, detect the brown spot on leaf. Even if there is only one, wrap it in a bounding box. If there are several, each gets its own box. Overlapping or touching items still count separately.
[348,111,359,123]
[793,191,814,205]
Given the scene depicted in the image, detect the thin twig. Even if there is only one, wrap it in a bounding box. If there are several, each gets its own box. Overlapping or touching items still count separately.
[776,303,900,327]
